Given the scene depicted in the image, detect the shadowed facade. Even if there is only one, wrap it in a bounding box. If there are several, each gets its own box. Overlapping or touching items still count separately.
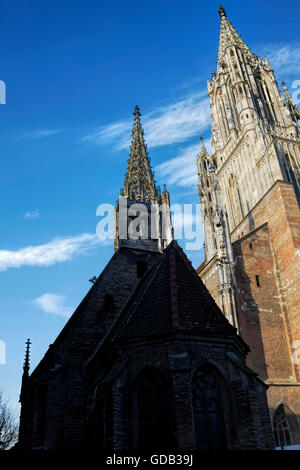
[17,107,274,451]
[197,6,300,447]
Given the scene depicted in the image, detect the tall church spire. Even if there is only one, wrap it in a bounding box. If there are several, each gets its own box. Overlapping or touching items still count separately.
[199,5,300,330]
[114,106,173,253]
[123,106,159,203]
[217,5,254,74]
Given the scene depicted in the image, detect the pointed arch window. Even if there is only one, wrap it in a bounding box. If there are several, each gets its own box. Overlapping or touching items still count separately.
[192,365,226,450]
[284,153,300,202]
[273,404,291,449]
[87,393,105,449]
[228,174,243,229]
[35,383,48,447]
[136,368,174,450]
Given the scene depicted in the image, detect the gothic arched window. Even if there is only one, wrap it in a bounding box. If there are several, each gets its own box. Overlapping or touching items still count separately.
[35,383,48,446]
[228,174,243,229]
[273,404,291,449]
[284,153,300,202]
[87,393,105,449]
[136,368,174,450]
[192,365,226,450]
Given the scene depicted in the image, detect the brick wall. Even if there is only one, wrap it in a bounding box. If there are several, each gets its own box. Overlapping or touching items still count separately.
[198,181,300,444]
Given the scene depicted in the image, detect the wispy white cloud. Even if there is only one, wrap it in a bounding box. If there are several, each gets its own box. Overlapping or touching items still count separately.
[155,139,211,188]
[24,209,40,220]
[15,129,63,140]
[81,91,211,150]
[0,233,110,271]
[258,42,300,78]
[33,293,73,318]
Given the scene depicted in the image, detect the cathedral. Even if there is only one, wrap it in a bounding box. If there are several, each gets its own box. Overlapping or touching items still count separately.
[197,6,300,448]
[17,6,300,451]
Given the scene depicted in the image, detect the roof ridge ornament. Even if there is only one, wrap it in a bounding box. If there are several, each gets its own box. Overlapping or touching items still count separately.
[23,338,31,376]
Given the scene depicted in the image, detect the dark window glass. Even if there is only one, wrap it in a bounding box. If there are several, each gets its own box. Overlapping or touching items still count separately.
[192,366,226,450]
[273,405,291,449]
[36,384,48,446]
[136,261,147,279]
[137,369,174,450]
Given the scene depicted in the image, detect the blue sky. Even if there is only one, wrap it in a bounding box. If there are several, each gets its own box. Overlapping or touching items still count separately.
[1,0,300,414]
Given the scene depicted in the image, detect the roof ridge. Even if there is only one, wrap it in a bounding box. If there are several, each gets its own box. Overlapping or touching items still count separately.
[85,251,166,367]
[169,244,179,330]
[172,241,237,331]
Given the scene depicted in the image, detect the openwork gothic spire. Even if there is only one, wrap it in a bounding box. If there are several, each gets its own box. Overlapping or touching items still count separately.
[123,106,159,203]
[217,6,254,74]
[114,106,173,254]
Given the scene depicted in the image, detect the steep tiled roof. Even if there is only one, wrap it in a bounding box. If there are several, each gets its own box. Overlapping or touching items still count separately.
[109,240,239,344]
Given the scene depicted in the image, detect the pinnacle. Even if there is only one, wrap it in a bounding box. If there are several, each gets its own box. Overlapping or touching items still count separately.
[133,105,141,118]
[200,136,207,154]
[23,338,31,375]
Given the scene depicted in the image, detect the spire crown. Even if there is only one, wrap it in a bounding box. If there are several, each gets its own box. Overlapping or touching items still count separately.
[219,5,226,18]
[133,105,141,118]
[123,106,158,203]
[216,6,253,74]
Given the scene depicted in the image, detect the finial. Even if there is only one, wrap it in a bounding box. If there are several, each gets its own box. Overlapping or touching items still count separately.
[133,105,141,118]
[23,338,31,375]
[282,81,287,89]
[200,136,204,145]
[219,5,226,18]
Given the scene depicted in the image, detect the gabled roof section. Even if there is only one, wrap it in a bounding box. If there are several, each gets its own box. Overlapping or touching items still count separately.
[217,6,255,74]
[96,241,240,350]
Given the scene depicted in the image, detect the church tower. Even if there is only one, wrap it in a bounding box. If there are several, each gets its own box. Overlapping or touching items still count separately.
[197,137,238,328]
[198,6,300,446]
[114,106,173,253]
